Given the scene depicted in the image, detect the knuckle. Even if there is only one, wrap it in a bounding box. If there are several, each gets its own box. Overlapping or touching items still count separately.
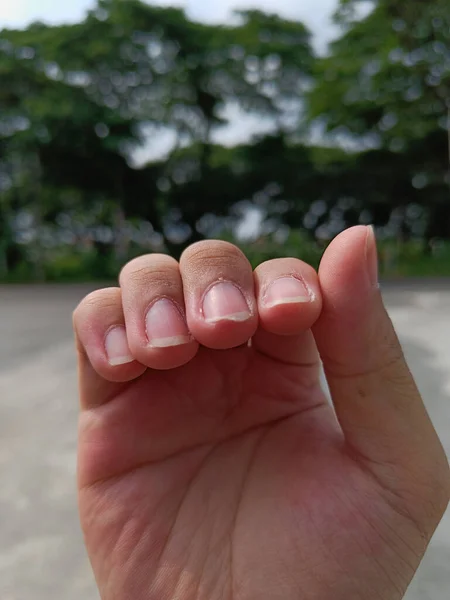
[398,451,450,532]
[119,254,178,288]
[324,350,403,381]
[73,288,121,324]
[257,257,308,273]
[324,320,407,382]
[181,240,249,273]
[413,468,450,533]
[429,462,450,516]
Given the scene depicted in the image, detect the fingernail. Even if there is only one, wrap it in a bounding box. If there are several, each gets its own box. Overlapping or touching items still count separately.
[263,277,312,308]
[366,225,379,288]
[146,298,191,348]
[202,282,251,323]
[105,327,134,366]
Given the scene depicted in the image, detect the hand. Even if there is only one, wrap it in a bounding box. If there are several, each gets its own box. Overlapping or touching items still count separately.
[74,226,449,600]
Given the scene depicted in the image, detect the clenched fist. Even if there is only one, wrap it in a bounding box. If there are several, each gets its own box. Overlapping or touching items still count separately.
[73,226,449,600]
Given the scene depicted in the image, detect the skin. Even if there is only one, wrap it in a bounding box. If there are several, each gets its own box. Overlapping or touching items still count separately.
[73,226,450,600]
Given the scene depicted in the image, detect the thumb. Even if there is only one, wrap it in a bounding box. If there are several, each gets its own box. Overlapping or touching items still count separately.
[313,226,449,513]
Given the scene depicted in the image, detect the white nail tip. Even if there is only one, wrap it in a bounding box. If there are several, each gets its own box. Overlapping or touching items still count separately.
[204,311,251,324]
[108,356,134,366]
[149,335,192,348]
[265,296,311,308]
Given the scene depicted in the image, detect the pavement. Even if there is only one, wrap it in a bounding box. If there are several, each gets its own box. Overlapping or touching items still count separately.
[0,282,449,600]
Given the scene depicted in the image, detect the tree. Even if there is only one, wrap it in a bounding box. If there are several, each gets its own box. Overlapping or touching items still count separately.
[1,0,316,260]
[307,0,450,242]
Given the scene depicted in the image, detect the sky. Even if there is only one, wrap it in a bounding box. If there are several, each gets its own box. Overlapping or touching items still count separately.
[0,0,339,52]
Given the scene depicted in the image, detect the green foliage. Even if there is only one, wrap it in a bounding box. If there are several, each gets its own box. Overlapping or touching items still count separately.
[231,230,324,270]
[1,0,450,281]
[310,0,450,143]
[378,240,450,277]
[307,0,450,244]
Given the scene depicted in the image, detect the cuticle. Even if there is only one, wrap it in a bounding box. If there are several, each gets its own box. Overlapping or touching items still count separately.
[144,296,186,321]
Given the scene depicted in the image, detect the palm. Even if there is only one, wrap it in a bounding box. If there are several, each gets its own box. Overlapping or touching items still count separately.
[79,346,417,600]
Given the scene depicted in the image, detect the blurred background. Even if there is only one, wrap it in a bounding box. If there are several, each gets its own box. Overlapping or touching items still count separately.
[0,0,449,598]
[1,0,450,277]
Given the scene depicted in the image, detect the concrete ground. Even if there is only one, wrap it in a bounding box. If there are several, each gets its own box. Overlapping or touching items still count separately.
[0,282,449,599]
